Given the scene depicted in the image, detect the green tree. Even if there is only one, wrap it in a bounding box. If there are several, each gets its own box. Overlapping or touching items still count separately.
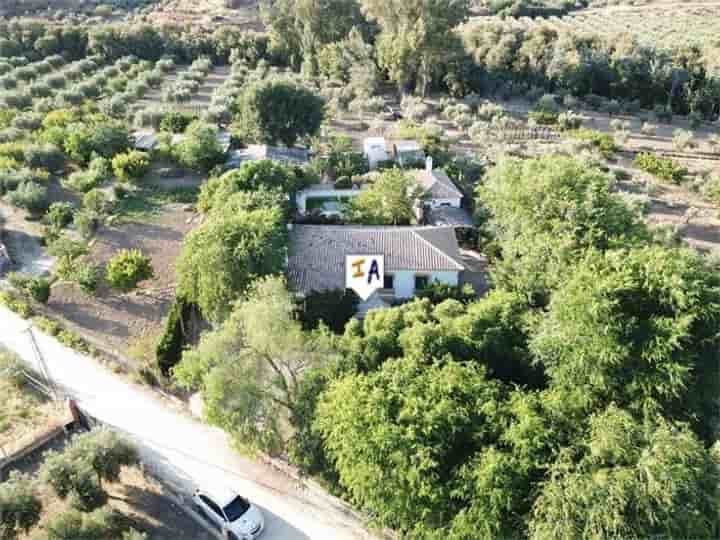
[478,155,648,305]
[530,246,720,440]
[64,122,131,164]
[361,0,471,94]
[106,249,154,291]
[174,276,329,453]
[234,80,325,147]
[315,356,504,533]
[176,208,287,323]
[198,160,303,214]
[0,472,41,540]
[173,121,225,172]
[349,168,425,225]
[529,405,720,540]
[111,150,151,183]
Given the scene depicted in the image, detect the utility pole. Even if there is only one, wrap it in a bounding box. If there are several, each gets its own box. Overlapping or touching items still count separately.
[25,325,58,400]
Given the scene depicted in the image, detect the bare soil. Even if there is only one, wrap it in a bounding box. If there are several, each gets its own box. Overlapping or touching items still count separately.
[48,204,197,354]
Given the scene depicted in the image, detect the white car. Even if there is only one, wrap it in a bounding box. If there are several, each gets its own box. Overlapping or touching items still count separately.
[193,486,265,540]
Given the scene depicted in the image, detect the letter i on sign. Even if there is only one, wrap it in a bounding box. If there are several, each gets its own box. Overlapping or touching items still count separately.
[346,255,384,300]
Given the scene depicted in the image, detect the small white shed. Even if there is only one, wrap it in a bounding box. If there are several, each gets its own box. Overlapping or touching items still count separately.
[363,137,390,170]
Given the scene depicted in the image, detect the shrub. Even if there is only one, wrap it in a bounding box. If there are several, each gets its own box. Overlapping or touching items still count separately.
[1,91,32,109]
[45,202,75,229]
[82,189,111,215]
[528,110,558,125]
[568,129,618,159]
[0,290,34,318]
[5,181,49,214]
[24,143,65,171]
[160,111,195,134]
[557,111,582,130]
[45,507,126,540]
[73,210,101,239]
[0,472,41,540]
[672,129,695,151]
[173,121,224,171]
[155,295,192,375]
[634,153,687,184]
[653,105,672,123]
[29,82,52,98]
[298,289,358,334]
[640,122,656,136]
[536,94,558,113]
[12,113,42,131]
[1,168,49,193]
[106,249,154,291]
[112,150,150,183]
[7,272,52,304]
[65,122,131,164]
[415,282,476,304]
[57,89,84,107]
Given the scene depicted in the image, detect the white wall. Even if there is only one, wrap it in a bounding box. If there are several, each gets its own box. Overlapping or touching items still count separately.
[388,270,459,299]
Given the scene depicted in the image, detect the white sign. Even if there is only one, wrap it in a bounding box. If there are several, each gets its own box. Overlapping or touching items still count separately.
[346,255,384,301]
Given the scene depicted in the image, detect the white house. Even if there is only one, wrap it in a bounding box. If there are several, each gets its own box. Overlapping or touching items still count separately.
[363,137,390,170]
[411,157,464,208]
[287,225,465,314]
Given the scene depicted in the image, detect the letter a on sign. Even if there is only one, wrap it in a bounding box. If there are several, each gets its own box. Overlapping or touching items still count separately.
[346,255,384,300]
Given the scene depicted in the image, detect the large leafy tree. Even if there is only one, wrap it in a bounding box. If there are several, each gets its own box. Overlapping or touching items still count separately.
[478,155,648,305]
[361,0,471,94]
[176,208,287,323]
[530,405,720,540]
[174,276,332,453]
[262,0,371,71]
[349,168,426,225]
[233,80,325,147]
[531,246,720,440]
[198,160,305,214]
[315,356,504,533]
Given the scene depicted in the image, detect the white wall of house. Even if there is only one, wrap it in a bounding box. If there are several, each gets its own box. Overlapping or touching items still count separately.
[387,270,459,299]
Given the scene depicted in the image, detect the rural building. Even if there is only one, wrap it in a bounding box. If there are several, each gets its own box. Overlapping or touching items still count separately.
[411,158,464,208]
[287,225,466,314]
[392,140,425,168]
[225,144,310,169]
[363,137,390,169]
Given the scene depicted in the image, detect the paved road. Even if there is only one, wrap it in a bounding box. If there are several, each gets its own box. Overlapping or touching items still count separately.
[0,306,372,540]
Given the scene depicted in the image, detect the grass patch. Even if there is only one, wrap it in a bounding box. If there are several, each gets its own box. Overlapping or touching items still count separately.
[0,349,57,448]
[114,185,200,222]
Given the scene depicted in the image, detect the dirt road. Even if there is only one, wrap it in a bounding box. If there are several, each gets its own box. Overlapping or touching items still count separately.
[0,305,373,540]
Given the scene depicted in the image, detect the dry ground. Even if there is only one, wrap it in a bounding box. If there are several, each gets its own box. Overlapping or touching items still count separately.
[48,203,197,354]
[0,355,64,459]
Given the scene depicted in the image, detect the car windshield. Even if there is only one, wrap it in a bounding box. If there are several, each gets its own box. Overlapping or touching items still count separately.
[223,496,251,522]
